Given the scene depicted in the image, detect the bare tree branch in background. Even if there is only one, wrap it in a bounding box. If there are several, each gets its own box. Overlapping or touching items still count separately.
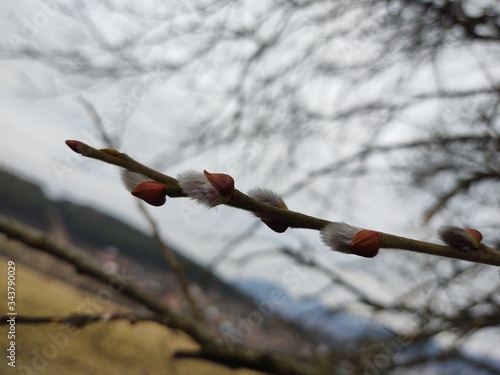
[0,214,333,375]
[2,0,500,374]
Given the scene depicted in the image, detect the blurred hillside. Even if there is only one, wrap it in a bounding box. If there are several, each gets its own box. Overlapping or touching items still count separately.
[0,168,195,272]
[0,168,322,355]
[0,254,259,375]
[0,167,247,297]
[1,170,499,374]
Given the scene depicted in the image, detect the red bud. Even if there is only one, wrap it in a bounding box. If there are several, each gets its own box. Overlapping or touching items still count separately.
[131,181,168,206]
[350,230,380,258]
[260,217,289,233]
[66,140,87,153]
[464,228,482,242]
[203,170,235,199]
[438,226,482,250]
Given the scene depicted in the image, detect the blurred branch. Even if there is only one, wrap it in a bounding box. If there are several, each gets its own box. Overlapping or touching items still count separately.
[284,134,494,196]
[0,214,198,335]
[278,247,390,312]
[423,171,500,224]
[0,311,159,327]
[65,140,500,266]
[76,99,202,321]
[394,349,500,375]
[0,214,336,375]
[76,95,116,148]
[206,221,261,272]
[136,201,204,321]
[172,349,319,375]
[420,0,500,42]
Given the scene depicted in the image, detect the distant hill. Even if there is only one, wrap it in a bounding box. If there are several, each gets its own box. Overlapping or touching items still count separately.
[234,278,393,347]
[0,168,52,231]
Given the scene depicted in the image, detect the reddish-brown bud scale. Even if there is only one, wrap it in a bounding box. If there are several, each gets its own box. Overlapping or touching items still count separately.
[131,181,168,206]
[464,228,482,242]
[65,140,87,153]
[203,170,235,200]
[438,226,482,250]
[260,217,289,233]
[247,187,289,233]
[350,230,380,258]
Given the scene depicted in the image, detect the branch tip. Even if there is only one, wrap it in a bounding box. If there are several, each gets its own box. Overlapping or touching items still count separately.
[65,139,87,154]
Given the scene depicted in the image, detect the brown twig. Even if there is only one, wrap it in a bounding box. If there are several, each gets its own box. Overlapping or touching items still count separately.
[65,140,500,267]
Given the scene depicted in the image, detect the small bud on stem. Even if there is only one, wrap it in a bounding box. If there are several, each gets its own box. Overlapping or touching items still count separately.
[121,170,150,191]
[321,222,380,258]
[177,170,235,207]
[121,170,168,206]
[248,187,289,233]
[131,181,168,206]
[438,226,482,250]
[350,230,380,258]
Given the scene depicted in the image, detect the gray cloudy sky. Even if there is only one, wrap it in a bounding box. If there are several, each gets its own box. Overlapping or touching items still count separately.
[0,2,402,292]
[0,1,444,280]
[0,0,495,297]
[1,2,500,362]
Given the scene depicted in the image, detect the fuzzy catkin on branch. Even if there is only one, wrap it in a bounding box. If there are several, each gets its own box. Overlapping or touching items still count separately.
[65,140,500,267]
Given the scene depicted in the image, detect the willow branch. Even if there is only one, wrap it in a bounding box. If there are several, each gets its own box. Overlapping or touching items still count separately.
[380,233,500,266]
[65,140,500,267]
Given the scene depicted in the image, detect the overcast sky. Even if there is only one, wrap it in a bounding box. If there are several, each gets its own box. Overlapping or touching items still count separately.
[0,0,451,286]
[1,2,500,362]
[0,0,496,300]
